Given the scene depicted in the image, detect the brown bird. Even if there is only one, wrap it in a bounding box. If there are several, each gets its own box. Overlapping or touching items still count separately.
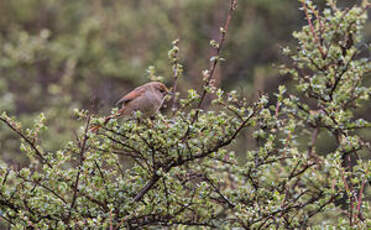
[90,82,170,132]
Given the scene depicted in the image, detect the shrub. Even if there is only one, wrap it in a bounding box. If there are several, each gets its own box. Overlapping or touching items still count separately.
[0,0,369,229]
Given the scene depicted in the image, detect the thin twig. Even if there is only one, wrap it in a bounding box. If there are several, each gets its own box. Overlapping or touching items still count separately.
[356,168,368,222]
[181,0,238,141]
[65,116,91,224]
[170,39,181,112]
[204,175,235,208]
[308,127,321,164]
[197,0,238,109]
[301,1,326,59]
[17,175,67,204]
[0,117,52,168]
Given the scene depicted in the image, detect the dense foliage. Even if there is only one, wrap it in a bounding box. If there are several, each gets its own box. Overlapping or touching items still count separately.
[0,0,370,229]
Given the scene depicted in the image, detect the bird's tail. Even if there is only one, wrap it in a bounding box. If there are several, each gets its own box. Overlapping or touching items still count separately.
[89,114,115,132]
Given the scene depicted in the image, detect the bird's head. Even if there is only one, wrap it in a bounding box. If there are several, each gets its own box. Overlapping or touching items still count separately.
[149,82,171,98]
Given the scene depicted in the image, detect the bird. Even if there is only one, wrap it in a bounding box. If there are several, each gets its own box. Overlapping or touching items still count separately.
[90,82,170,132]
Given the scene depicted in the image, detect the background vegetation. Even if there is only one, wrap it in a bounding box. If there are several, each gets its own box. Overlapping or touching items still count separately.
[0,0,370,229]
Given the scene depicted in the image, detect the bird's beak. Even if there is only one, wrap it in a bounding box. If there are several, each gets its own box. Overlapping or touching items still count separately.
[167,91,174,96]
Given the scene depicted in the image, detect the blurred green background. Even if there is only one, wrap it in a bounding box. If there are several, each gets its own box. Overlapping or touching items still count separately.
[0,0,369,164]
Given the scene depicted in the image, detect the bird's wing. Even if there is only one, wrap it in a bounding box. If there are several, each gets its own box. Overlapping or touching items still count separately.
[115,86,145,106]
